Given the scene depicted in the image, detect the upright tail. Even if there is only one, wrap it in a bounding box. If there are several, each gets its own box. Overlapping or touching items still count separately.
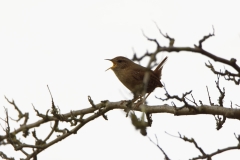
[154,57,168,78]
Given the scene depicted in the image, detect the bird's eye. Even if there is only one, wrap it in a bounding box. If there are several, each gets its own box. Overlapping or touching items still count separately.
[117,60,122,63]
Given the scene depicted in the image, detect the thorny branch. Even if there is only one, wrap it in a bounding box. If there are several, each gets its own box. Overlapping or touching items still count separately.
[195,25,215,49]
[4,96,29,127]
[203,73,227,130]
[206,61,240,85]
[164,131,240,160]
[131,25,240,159]
[154,21,175,47]
[134,25,240,84]
[148,135,171,160]
[1,26,240,159]
[1,94,240,159]
[0,151,14,160]
[179,132,240,160]
[155,84,201,114]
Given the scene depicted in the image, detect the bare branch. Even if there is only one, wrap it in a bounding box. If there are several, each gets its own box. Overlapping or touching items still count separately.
[4,96,29,126]
[148,135,171,160]
[214,115,226,130]
[178,132,206,156]
[166,132,240,160]
[142,29,161,48]
[154,21,175,47]
[192,146,239,160]
[206,86,214,106]
[215,74,225,107]
[185,93,198,106]
[195,25,215,48]
[156,85,198,112]
[205,61,240,85]
[1,26,240,159]
[0,151,14,160]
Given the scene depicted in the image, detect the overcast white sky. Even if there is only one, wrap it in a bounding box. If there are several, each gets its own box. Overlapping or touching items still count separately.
[0,0,240,159]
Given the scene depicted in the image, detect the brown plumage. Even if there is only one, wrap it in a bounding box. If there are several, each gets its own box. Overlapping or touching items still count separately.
[106,56,168,101]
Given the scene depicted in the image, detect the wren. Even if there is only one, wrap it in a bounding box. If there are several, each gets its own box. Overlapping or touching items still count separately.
[106,56,168,101]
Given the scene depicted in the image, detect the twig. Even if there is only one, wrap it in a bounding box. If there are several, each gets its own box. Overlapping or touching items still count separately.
[148,135,171,160]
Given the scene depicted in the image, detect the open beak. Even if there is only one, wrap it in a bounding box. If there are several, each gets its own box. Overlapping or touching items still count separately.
[105,59,116,71]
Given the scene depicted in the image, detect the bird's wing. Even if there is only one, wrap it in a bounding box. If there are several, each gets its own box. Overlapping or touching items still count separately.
[132,68,162,93]
[131,68,145,82]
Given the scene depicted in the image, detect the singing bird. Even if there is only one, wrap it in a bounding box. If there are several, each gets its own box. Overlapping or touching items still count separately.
[106,56,168,101]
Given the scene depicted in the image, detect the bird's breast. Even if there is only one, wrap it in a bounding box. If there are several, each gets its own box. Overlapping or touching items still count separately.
[113,69,138,91]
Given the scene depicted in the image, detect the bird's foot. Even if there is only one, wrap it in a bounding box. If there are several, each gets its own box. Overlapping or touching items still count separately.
[133,99,145,109]
[120,100,132,106]
[120,100,134,117]
[120,100,126,105]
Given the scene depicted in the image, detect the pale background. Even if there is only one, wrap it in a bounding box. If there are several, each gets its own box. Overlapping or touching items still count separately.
[0,0,240,159]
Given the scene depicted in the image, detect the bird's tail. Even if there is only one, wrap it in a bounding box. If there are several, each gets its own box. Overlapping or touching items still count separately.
[153,56,168,78]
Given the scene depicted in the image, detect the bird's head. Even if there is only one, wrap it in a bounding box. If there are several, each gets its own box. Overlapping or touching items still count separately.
[105,56,133,71]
